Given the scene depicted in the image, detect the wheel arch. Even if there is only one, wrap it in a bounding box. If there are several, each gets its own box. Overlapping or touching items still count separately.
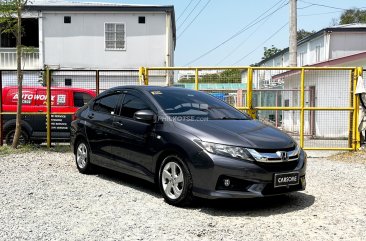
[3,119,33,137]
[153,144,190,184]
[73,134,88,154]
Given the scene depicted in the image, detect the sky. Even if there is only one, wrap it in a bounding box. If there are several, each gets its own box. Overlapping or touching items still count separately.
[64,0,366,66]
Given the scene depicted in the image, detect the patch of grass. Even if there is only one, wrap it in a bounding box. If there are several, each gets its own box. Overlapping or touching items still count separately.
[0,143,71,156]
[0,144,40,156]
[330,149,366,164]
[48,144,71,153]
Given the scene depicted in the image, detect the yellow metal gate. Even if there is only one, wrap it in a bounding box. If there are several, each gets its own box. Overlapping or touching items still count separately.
[141,66,363,151]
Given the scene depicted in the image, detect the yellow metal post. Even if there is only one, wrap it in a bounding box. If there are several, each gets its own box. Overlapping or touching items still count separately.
[355,67,363,150]
[246,67,255,118]
[144,68,149,85]
[139,67,145,85]
[46,68,51,148]
[300,68,305,148]
[194,68,199,91]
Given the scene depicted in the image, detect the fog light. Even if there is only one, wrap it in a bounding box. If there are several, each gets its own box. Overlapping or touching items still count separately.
[224,179,230,187]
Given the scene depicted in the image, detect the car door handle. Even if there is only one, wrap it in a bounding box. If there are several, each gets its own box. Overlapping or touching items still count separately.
[114,121,124,126]
[87,113,94,119]
[38,110,44,112]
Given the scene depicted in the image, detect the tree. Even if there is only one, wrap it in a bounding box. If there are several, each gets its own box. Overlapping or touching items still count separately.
[339,8,366,24]
[262,45,282,60]
[297,29,315,41]
[0,0,29,148]
[178,69,242,83]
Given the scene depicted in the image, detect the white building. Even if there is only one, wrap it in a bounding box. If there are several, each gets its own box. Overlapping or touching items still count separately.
[253,24,366,140]
[0,1,176,87]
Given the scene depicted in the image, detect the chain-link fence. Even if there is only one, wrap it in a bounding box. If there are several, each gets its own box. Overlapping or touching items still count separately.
[1,67,362,150]
[0,69,139,146]
[144,67,361,150]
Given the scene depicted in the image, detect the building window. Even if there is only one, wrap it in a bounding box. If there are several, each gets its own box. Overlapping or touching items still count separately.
[65,78,72,86]
[138,16,146,24]
[105,23,126,50]
[315,45,321,63]
[299,52,305,66]
[64,16,71,24]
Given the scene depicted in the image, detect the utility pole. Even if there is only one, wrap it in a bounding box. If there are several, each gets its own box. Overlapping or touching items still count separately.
[289,0,297,67]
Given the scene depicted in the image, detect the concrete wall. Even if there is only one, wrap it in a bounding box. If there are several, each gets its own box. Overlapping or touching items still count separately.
[330,32,366,59]
[42,11,173,69]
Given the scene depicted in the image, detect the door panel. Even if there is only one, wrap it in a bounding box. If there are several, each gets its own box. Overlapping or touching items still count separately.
[84,92,122,164]
[109,91,156,177]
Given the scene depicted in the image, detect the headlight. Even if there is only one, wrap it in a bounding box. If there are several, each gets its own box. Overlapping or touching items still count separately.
[194,140,265,162]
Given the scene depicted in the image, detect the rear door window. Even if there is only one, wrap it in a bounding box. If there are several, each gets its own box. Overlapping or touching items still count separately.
[93,93,121,115]
[119,93,151,119]
[74,92,93,107]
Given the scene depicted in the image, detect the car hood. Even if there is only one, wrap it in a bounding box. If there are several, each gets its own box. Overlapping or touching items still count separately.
[173,119,295,150]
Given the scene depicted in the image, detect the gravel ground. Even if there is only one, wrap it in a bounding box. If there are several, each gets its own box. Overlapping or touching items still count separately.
[0,150,366,241]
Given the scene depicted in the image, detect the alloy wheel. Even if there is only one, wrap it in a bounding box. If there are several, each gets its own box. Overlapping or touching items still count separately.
[161,161,185,200]
[76,143,88,169]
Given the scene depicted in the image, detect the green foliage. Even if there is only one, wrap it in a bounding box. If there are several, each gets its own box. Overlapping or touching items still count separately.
[0,0,28,37]
[0,0,18,33]
[178,69,242,83]
[297,29,315,41]
[339,8,366,24]
[262,45,282,60]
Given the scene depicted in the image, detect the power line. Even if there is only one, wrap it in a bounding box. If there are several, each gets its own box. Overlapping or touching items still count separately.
[232,22,288,65]
[215,14,272,65]
[298,0,347,10]
[299,10,342,17]
[297,4,314,10]
[178,0,211,39]
[176,0,195,22]
[184,0,288,66]
[216,0,287,65]
[177,0,203,30]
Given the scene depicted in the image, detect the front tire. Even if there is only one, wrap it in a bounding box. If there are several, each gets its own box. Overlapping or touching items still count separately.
[75,140,93,174]
[158,154,193,206]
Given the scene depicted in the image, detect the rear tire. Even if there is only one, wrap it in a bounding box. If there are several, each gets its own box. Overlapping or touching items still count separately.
[158,154,193,206]
[75,139,93,174]
[5,129,29,146]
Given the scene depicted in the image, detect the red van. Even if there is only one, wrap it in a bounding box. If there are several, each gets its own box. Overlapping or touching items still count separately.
[1,86,96,145]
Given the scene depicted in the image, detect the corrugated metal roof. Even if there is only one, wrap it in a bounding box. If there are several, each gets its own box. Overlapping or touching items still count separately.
[31,0,164,7]
[330,23,366,29]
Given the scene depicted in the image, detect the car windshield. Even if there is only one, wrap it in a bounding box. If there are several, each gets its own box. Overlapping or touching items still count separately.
[149,88,250,120]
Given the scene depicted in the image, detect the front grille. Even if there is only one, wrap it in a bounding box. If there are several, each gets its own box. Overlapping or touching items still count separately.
[257,161,299,172]
[253,145,300,164]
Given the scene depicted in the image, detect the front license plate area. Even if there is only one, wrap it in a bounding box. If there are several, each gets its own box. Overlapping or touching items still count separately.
[274,172,299,188]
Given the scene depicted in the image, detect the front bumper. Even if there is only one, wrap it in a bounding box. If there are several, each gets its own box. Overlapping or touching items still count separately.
[189,150,307,199]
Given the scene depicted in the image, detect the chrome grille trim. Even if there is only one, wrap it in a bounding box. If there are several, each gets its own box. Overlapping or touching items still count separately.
[255,147,300,163]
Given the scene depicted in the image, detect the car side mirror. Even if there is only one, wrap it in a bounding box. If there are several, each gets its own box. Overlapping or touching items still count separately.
[134,110,155,123]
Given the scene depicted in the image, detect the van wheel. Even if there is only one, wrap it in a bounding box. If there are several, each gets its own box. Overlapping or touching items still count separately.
[5,129,29,146]
[158,154,193,206]
[75,140,93,174]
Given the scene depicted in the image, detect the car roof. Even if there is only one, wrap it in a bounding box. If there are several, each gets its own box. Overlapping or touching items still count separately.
[108,85,194,92]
